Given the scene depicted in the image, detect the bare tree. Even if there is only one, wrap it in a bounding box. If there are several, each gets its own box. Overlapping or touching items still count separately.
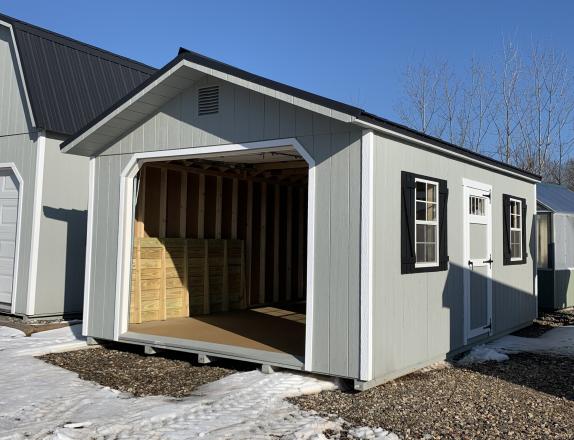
[396,62,445,134]
[396,39,574,182]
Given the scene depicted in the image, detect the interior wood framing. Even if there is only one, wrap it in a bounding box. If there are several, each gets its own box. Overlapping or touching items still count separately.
[130,157,309,324]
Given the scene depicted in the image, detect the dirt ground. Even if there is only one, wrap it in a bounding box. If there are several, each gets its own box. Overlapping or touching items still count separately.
[40,342,249,397]
[0,314,77,336]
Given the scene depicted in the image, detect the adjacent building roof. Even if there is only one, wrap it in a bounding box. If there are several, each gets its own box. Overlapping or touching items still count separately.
[0,13,156,136]
[537,183,574,213]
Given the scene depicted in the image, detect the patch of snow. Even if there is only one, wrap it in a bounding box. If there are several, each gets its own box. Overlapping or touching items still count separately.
[349,426,399,439]
[458,346,509,365]
[488,326,574,357]
[0,324,370,439]
[0,326,25,339]
[459,326,574,365]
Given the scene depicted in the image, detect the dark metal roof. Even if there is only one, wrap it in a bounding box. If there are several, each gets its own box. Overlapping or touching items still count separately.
[0,13,156,136]
[62,47,541,181]
[537,183,574,213]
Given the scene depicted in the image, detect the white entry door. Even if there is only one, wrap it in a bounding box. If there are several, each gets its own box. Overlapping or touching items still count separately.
[0,170,19,309]
[463,180,492,342]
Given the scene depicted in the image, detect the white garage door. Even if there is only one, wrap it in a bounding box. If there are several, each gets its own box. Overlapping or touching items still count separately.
[0,170,19,308]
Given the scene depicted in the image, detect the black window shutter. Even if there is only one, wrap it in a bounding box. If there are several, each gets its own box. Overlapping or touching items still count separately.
[521,199,528,263]
[438,180,449,270]
[502,194,511,265]
[401,171,416,274]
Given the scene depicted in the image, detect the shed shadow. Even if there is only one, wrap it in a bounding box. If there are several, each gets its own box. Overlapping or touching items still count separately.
[43,207,87,316]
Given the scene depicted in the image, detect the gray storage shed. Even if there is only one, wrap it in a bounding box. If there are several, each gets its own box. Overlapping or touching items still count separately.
[0,13,155,318]
[63,48,539,389]
[537,183,574,310]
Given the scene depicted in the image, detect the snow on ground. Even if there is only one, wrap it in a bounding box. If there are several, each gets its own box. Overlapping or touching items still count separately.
[457,346,509,365]
[0,324,365,439]
[459,325,574,365]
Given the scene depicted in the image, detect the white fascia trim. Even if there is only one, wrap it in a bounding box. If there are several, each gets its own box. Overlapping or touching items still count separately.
[0,20,36,128]
[113,138,317,371]
[354,119,539,184]
[82,158,96,335]
[26,132,46,316]
[0,163,25,315]
[360,129,374,381]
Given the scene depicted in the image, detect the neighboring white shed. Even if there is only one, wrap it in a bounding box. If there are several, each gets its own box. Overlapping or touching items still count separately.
[537,183,574,310]
[0,13,155,318]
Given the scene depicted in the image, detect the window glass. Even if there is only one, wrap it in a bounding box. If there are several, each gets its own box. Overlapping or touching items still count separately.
[510,199,522,260]
[415,179,439,265]
[469,196,485,216]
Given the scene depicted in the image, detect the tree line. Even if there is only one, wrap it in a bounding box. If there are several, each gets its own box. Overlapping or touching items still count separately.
[396,40,574,188]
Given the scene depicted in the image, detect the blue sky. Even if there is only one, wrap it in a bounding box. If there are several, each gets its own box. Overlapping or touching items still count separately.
[1,1,573,121]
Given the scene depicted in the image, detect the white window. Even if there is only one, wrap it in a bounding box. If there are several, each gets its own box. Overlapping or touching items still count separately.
[510,198,522,260]
[415,179,439,266]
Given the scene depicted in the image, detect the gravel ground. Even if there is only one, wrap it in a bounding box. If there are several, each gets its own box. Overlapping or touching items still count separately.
[513,307,574,338]
[292,353,574,439]
[40,343,247,397]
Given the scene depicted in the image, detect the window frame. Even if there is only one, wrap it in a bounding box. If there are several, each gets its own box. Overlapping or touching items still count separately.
[509,197,523,261]
[502,193,527,266]
[414,177,440,268]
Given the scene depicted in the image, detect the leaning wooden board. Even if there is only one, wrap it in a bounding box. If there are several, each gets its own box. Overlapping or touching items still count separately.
[129,238,246,324]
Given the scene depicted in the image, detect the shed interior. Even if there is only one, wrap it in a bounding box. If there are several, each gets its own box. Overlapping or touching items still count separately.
[127,149,308,359]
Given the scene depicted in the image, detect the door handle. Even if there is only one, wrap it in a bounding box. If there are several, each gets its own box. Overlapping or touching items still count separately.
[482,255,494,268]
[468,260,474,269]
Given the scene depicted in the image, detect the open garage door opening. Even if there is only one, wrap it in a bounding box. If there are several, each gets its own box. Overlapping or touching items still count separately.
[126,147,309,365]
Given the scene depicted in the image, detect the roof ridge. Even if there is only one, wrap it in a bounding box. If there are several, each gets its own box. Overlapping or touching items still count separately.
[0,11,156,74]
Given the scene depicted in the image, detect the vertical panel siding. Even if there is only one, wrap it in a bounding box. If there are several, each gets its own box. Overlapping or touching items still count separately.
[0,25,37,314]
[0,25,30,135]
[88,77,363,378]
[34,136,89,316]
[0,133,38,314]
[372,133,536,381]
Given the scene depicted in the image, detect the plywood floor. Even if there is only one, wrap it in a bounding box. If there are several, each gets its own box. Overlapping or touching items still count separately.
[128,304,306,356]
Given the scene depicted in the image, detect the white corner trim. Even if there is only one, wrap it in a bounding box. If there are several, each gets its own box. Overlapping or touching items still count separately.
[0,163,25,315]
[0,20,36,129]
[533,183,538,314]
[355,119,539,184]
[82,158,96,336]
[26,132,46,316]
[113,138,317,371]
[360,129,374,381]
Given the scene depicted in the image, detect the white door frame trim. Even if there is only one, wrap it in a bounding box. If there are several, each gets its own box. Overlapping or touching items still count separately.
[462,178,493,344]
[26,132,45,316]
[360,129,374,381]
[113,138,317,371]
[0,163,24,314]
[82,158,96,335]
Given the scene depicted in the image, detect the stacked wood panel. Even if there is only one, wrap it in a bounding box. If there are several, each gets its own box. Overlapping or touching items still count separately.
[130,237,245,324]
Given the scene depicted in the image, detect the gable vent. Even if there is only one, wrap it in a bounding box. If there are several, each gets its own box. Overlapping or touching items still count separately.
[198,86,220,116]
